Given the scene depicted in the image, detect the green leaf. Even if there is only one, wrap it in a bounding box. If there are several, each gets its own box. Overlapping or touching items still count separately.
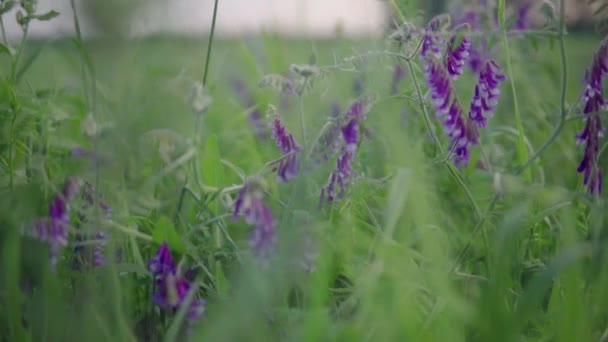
[152,216,185,253]
[33,10,59,21]
[201,134,222,213]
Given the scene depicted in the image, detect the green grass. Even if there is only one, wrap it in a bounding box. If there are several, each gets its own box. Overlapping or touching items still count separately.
[0,17,607,342]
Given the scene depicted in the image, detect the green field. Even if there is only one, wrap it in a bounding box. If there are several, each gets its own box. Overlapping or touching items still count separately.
[1,7,608,341]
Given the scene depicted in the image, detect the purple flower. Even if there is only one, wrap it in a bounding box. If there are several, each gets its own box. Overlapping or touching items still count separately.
[148,242,176,276]
[421,14,449,60]
[576,100,603,194]
[92,231,106,267]
[424,59,479,165]
[445,101,479,166]
[341,119,359,154]
[390,64,406,95]
[425,58,453,116]
[233,181,277,260]
[148,243,206,323]
[346,100,366,120]
[49,195,68,223]
[320,101,367,204]
[468,60,507,128]
[271,114,301,182]
[29,178,82,267]
[31,219,68,267]
[576,42,608,194]
[152,272,190,308]
[187,298,206,322]
[321,151,355,203]
[248,202,277,261]
[513,1,533,30]
[445,30,472,80]
[584,44,608,101]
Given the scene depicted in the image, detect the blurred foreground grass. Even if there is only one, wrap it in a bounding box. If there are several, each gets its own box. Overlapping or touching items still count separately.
[1,31,607,341]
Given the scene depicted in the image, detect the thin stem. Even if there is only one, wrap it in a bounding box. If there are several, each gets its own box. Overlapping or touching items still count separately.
[405,37,425,61]
[406,59,482,221]
[200,183,243,195]
[175,0,220,223]
[450,194,500,273]
[446,163,482,219]
[298,78,309,147]
[499,0,529,181]
[106,221,153,242]
[151,148,197,185]
[173,187,189,224]
[406,60,443,154]
[8,113,15,188]
[388,0,405,23]
[70,0,101,233]
[202,0,219,87]
[70,0,90,107]
[513,0,568,176]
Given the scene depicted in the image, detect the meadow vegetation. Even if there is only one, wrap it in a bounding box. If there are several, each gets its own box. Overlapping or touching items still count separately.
[0,0,607,341]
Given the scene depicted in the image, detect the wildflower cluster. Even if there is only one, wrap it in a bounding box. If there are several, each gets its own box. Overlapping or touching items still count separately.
[302,104,347,173]
[27,175,117,270]
[421,14,450,60]
[420,14,506,165]
[270,111,301,183]
[29,177,82,268]
[445,25,472,80]
[320,100,367,203]
[148,243,205,323]
[576,40,608,194]
[468,60,507,128]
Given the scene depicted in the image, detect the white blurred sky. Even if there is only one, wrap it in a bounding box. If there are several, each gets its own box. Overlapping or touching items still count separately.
[4,0,388,39]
